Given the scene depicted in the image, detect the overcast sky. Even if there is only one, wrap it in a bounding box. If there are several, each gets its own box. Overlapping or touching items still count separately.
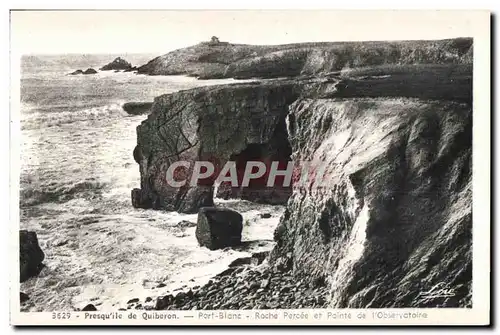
[10,10,481,54]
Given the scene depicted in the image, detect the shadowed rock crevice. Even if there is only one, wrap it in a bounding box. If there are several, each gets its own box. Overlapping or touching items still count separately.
[216,117,293,204]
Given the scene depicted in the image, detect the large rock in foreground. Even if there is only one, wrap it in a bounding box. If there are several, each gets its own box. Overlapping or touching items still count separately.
[195,207,243,250]
[20,230,45,282]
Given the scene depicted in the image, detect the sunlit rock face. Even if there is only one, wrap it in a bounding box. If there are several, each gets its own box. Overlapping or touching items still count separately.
[270,97,472,308]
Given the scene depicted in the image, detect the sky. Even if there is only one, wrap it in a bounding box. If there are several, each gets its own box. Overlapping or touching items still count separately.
[10,10,484,54]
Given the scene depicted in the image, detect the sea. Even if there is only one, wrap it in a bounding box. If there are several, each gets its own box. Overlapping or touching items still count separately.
[19,54,283,312]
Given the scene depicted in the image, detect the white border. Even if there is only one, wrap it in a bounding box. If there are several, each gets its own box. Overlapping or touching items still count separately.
[4,5,493,329]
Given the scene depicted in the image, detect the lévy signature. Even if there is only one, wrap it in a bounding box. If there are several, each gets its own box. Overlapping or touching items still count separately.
[418,282,456,301]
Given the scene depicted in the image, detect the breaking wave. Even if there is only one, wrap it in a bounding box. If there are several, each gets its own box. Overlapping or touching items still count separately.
[20,180,107,207]
[21,103,127,130]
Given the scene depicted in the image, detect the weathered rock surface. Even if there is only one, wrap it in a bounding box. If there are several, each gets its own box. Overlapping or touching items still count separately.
[20,230,45,282]
[134,61,472,308]
[195,207,243,250]
[122,102,153,115]
[270,96,472,308]
[100,57,133,71]
[132,80,298,213]
[133,64,470,213]
[137,38,472,79]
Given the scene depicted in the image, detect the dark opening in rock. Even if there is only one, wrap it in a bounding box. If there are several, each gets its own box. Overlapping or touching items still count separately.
[216,119,293,205]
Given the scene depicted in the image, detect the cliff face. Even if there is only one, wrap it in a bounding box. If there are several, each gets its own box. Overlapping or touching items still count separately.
[133,81,300,213]
[270,98,471,308]
[137,38,472,79]
[133,63,472,307]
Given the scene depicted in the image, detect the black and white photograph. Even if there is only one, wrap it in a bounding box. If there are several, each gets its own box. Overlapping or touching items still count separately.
[9,9,490,326]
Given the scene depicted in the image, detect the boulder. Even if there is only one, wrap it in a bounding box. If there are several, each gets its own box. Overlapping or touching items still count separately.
[195,207,243,250]
[83,68,98,75]
[20,230,45,282]
[100,57,133,71]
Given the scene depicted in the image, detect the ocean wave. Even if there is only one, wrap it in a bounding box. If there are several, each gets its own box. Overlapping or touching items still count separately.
[20,180,107,207]
[21,103,128,130]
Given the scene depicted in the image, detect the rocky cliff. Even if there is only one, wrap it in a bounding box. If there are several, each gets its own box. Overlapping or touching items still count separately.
[133,62,472,307]
[271,97,471,308]
[137,38,472,79]
[132,80,300,212]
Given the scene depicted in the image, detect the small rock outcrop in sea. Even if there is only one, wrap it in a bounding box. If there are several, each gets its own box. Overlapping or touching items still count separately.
[69,68,98,75]
[69,69,83,75]
[20,230,45,282]
[122,102,153,115]
[195,207,243,250]
[83,68,97,75]
[100,57,133,71]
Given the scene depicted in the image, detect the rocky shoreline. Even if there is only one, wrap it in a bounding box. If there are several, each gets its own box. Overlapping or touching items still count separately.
[154,265,328,311]
[103,251,329,312]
